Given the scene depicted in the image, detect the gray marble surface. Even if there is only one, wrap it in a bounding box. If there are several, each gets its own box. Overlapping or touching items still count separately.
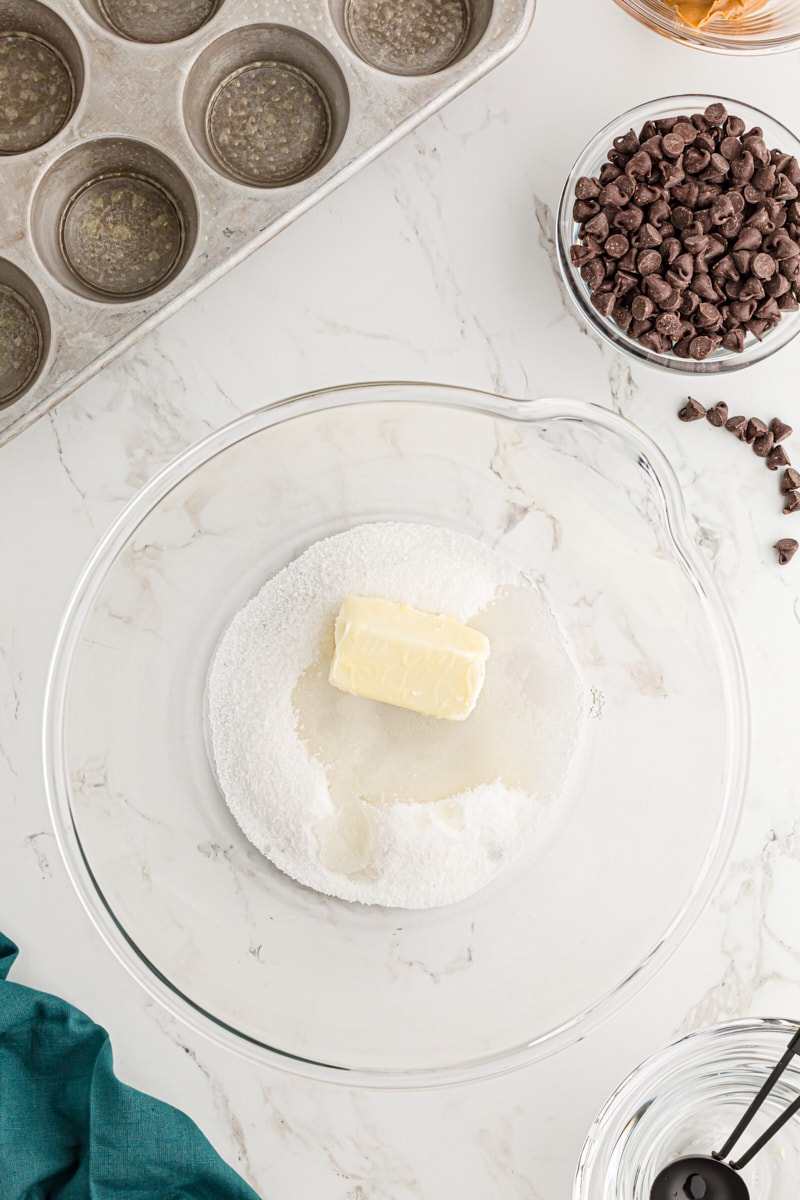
[4,0,800,1195]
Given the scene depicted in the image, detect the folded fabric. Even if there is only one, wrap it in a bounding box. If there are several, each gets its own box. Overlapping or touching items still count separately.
[0,931,260,1199]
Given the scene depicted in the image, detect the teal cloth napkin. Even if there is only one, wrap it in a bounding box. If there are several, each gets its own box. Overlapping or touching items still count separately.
[0,931,260,1199]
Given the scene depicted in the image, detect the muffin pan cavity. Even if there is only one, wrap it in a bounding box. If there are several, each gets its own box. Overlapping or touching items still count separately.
[0,260,48,406]
[80,0,222,44]
[332,0,494,75]
[0,0,534,444]
[31,139,196,301]
[184,26,348,187]
[0,1,83,154]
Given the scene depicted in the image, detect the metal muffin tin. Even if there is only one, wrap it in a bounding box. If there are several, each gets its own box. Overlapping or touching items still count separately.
[0,0,535,445]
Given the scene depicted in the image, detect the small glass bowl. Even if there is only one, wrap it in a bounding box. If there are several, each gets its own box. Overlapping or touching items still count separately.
[575,1019,800,1200]
[556,94,800,374]
[613,0,800,54]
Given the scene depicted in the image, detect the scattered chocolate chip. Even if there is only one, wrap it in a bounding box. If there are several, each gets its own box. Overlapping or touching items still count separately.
[767,445,791,470]
[771,417,793,443]
[774,538,798,564]
[754,431,775,457]
[746,417,768,443]
[706,401,728,427]
[784,491,800,514]
[678,396,706,421]
[781,467,800,494]
[725,414,747,439]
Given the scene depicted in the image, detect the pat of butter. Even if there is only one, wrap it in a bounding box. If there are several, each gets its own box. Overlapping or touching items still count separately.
[328,596,490,721]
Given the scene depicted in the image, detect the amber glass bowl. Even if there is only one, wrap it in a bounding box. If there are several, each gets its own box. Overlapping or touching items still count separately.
[614,0,800,53]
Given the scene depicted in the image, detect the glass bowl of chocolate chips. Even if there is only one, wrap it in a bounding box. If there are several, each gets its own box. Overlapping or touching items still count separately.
[557,95,800,373]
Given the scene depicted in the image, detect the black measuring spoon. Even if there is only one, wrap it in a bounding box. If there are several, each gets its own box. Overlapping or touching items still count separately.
[650,1028,800,1200]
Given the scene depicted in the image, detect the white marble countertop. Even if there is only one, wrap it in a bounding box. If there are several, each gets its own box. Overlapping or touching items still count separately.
[4,1,800,1195]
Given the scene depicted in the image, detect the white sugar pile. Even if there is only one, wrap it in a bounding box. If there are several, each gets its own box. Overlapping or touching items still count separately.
[208,522,583,909]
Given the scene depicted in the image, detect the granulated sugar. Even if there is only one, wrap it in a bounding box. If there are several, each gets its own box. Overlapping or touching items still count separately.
[208,522,584,909]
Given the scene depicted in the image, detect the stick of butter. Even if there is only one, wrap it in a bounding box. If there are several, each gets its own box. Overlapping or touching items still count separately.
[328,596,490,721]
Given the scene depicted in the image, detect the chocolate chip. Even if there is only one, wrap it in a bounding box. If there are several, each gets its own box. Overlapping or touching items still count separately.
[704,103,727,127]
[696,302,724,330]
[784,492,800,514]
[662,132,685,159]
[678,396,706,421]
[639,330,669,352]
[774,538,798,564]
[630,294,653,321]
[775,174,799,202]
[592,291,616,317]
[689,335,714,360]
[771,418,793,444]
[781,467,800,494]
[754,431,775,457]
[581,260,606,290]
[752,252,777,280]
[655,311,682,337]
[584,211,609,241]
[605,234,630,259]
[575,177,601,200]
[725,414,747,439]
[746,417,768,443]
[706,401,728,427]
[721,328,746,353]
[630,317,653,339]
[773,235,800,260]
[644,275,673,305]
[614,129,640,155]
[766,444,791,471]
[638,222,664,248]
[637,249,663,275]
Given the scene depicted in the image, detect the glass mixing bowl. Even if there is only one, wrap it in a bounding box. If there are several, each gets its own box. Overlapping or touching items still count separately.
[557,95,800,373]
[614,0,800,53]
[575,1019,800,1200]
[44,384,748,1087]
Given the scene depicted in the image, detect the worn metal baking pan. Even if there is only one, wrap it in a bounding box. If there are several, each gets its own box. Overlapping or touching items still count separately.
[0,0,535,446]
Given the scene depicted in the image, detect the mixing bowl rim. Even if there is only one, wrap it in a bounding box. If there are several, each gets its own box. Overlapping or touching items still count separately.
[43,381,749,1089]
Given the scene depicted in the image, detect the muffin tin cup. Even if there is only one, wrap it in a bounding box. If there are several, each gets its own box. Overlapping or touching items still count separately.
[330,0,494,76]
[31,138,198,302]
[0,0,84,155]
[0,258,49,406]
[183,25,349,188]
[0,0,535,445]
[80,0,223,44]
